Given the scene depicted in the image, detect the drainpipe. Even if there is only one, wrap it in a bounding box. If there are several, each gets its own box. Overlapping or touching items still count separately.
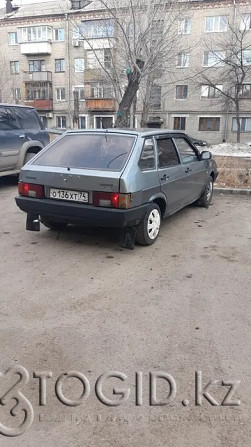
[65,13,71,128]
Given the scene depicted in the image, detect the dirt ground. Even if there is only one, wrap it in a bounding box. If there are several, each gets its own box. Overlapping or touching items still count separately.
[0,176,250,447]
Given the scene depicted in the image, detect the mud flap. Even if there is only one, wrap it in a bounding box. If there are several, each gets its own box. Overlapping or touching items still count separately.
[119,227,136,250]
[26,213,40,231]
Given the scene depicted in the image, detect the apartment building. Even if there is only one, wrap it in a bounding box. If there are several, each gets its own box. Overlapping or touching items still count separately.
[0,0,250,144]
[0,0,117,130]
[142,0,251,144]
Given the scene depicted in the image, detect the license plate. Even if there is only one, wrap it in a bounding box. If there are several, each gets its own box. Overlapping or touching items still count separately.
[49,188,88,203]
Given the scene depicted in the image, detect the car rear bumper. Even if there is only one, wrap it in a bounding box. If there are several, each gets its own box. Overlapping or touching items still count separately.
[15,196,148,228]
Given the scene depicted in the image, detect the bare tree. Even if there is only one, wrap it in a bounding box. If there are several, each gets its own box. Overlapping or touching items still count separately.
[71,0,187,127]
[195,9,251,143]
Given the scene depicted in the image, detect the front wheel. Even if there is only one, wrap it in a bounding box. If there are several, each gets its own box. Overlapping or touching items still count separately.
[197,177,213,208]
[136,203,161,246]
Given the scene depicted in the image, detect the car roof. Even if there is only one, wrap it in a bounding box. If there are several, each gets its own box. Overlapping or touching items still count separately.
[64,128,187,137]
[0,103,35,109]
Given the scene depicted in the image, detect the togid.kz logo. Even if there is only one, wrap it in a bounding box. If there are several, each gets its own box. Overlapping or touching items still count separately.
[0,366,241,437]
[0,366,34,437]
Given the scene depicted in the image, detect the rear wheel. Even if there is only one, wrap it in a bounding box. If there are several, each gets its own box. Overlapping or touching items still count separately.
[197,177,213,208]
[41,219,67,231]
[136,203,161,246]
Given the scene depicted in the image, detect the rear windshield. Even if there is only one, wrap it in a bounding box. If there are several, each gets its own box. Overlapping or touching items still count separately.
[34,133,136,171]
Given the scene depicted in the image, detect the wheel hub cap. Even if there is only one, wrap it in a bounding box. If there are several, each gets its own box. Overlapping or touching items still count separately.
[147,210,160,240]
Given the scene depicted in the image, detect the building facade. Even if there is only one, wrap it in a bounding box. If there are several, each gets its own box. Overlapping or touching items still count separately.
[0,0,250,144]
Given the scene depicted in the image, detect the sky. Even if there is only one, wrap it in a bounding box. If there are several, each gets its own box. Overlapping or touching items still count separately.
[0,0,52,8]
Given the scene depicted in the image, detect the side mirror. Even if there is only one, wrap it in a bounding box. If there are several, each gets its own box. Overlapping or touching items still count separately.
[200,151,212,160]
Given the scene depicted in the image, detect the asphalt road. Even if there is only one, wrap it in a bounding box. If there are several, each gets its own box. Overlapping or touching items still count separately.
[0,176,250,447]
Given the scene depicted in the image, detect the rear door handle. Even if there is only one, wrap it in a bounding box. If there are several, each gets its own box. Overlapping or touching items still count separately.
[160,174,169,181]
[185,167,192,173]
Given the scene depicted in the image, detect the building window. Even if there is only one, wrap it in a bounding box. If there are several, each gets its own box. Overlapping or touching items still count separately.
[178,18,191,34]
[54,28,64,41]
[176,85,188,99]
[201,85,222,98]
[103,49,112,69]
[86,49,111,69]
[152,20,164,42]
[25,82,52,101]
[10,61,19,74]
[239,84,251,98]
[88,83,114,99]
[173,117,186,130]
[205,16,228,32]
[55,59,65,72]
[40,115,48,128]
[95,116,114,129]
[56,116,66,129]
[73,86,85,101]
[149,84,161,110]
[232,117,251,132]
[29,60,45,72]
[199,117,220,131]
[176,52,190,67]
[74,58,84,72]
[17,26,52,43]
[203,51,225,67]
[8,32,18,45]
[80,19,114,39]
[242,50,251,65]
[240,14,251,31]
[13,88,21,101]
[79,116,87,129]
[56,88,66,101]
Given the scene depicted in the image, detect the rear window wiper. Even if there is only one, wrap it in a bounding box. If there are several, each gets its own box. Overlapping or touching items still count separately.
[107,152,128,168]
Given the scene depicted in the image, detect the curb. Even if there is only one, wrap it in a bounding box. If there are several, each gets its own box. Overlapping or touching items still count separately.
[214,187,251,195]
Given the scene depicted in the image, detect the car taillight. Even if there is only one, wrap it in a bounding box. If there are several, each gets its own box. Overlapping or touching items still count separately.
[93,192,131,209]
[18,182,44,199]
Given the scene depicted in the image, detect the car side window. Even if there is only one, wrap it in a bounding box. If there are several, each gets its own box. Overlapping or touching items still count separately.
[0,108,19,130]
[157,137,180,168]
[7,108,20,129]
[173,137,198,164]
[14,108,41,130]
[139,138,156,170]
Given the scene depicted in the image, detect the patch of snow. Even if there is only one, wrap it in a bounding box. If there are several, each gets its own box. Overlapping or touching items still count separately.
[207,142,251,157]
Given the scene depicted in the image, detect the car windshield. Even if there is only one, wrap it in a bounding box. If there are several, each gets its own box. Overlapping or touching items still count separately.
[34,133,136,171]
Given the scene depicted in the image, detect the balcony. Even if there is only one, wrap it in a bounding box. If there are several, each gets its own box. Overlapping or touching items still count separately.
[24,71,52,82]
[85,98,116,111]
[20,42,52,55]
[24,99,53,111]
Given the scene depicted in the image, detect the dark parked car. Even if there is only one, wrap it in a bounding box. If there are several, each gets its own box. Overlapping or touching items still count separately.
[16,129,218,248]
[0,104,49,178]
[188,135,209,147]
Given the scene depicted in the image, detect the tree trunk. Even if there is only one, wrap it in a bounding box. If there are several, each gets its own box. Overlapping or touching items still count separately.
[140,77,154,127]
[115,59,144,128]
[236,101,241,143]
[73,90,79,129]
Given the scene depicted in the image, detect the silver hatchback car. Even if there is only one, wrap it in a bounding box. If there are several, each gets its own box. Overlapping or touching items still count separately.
[16,129,218,249]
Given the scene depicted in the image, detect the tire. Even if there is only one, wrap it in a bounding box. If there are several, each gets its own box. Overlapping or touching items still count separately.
[136,203,161,246]
[41,219,67,231]
[23,152,36,165]
[197,177,214,208]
